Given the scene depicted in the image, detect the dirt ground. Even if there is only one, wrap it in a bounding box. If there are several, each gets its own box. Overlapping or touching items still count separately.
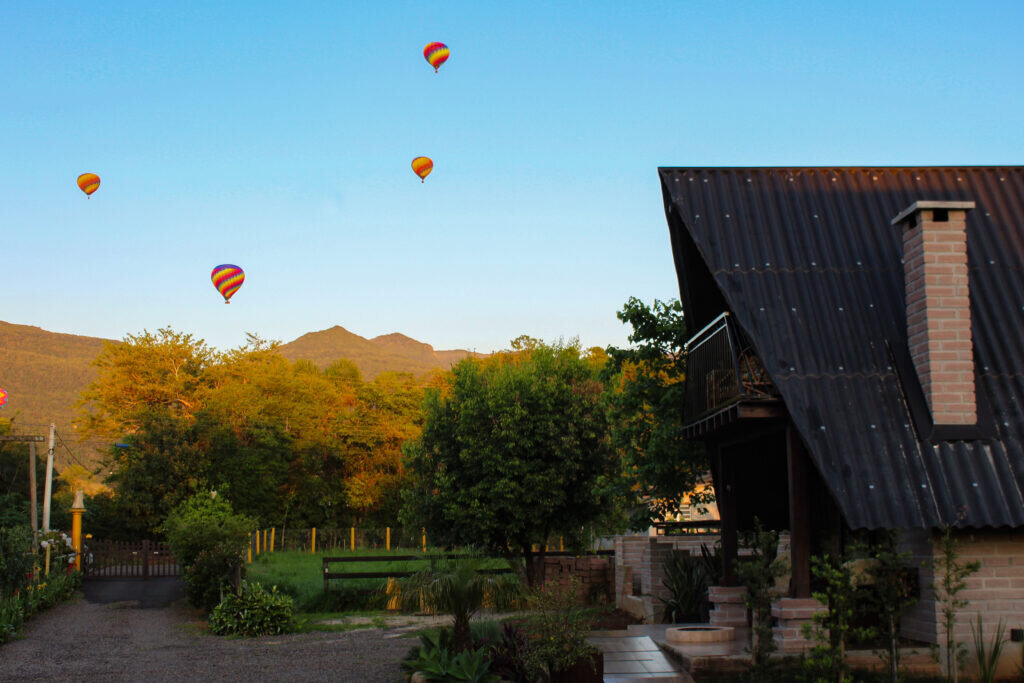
[0,594,414,682]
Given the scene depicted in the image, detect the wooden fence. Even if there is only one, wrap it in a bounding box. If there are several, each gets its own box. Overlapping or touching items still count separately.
[84,539,179,579]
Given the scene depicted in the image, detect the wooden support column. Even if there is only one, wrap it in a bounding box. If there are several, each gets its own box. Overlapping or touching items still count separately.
[714,442,739,586]
[787,424,811,598]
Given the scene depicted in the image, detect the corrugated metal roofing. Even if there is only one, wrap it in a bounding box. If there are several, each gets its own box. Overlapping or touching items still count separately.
[659,167,1024,529]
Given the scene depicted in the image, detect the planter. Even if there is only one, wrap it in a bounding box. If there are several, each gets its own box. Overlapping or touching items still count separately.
[550,650,603,683]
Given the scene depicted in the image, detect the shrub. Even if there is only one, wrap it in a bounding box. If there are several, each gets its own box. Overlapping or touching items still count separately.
[163,492,253,611]
[0,570,81,644]
[658,549,710,623]
[0,525,33,598]
[521,578,601,680]
[208,580,295,637]
[402,629,498,682]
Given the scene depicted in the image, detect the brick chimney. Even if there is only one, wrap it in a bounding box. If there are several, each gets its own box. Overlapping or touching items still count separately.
[891,200,977,425]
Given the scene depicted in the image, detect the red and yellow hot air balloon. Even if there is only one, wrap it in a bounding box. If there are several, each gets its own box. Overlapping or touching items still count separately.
[0,387,8,409]
[423,42,449,72]
[77,173,100,198]
[411,157,433,183]
[211,264,245,304]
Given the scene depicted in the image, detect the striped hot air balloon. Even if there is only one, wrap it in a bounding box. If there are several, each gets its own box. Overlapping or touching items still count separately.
[411,157,433,183]
[77,173,100,198]
[211,265,245,304]
[0,387,7,409]
[423,42,449,72]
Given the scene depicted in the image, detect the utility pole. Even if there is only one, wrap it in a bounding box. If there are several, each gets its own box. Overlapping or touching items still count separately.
[43,423,55,531]
[0,434,46,546]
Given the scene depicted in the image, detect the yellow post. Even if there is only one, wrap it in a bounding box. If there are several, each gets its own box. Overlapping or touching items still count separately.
[386,527,390,551]
[44,544,51,576]
[247,545,252,564]
[350,527,355,551]
[256,529,261,555]
[422,528,426,552]
[311,527,316,554]
[70,490,85,571]
[263,529,267,552]
[560,536,564,552]
[271,528,275,553]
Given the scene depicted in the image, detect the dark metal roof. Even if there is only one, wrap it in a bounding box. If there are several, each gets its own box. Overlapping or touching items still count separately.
[659,167,1024,530]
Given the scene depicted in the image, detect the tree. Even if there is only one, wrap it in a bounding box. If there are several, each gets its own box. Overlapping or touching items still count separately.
[75,327,216,438]
[400,341,618,585]
[604,297,710,528]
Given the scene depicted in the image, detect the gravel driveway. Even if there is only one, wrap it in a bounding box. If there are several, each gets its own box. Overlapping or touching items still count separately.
[0,584,413,682]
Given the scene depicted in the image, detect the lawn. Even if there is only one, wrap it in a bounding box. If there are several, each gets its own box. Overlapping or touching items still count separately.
[247,549,511,613]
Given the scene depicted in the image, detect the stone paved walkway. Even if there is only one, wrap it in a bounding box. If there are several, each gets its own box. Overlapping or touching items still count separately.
[588,626,693,682]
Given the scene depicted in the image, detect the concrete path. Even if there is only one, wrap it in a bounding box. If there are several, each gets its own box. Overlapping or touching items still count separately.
[589,626,694,682]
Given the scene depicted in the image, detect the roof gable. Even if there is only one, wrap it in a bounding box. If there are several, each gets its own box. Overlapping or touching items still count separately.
[660,167,1024,529]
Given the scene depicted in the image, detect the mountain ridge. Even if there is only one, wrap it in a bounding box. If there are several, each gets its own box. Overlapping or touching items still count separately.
[0,320,483,468]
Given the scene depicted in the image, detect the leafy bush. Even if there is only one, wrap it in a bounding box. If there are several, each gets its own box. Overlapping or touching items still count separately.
[0,525,33,598]
[208,580,295,636]
[184,541,246,611]
[487,622,529,682]
[521,578,601,680]
[402,629,498,682]
[163,492,253,611]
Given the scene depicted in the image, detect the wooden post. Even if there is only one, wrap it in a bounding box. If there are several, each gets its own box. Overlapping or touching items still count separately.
[386,527,390,551]
[350,527,355,551]
[311,527,316,554]
[787,424,812,598]
[560,537,564,552]
[255,529,260,555]
[263,529,267,553]
[714,443,739,586]
[247,545,252,564]
[270,528,275,553]
[421,528,426,552]
[45,544,51,576]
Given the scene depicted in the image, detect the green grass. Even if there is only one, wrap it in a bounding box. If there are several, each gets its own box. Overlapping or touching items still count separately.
[246,550,511,613]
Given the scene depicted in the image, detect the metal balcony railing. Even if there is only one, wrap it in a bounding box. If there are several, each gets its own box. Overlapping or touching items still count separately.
[683,312,778,422]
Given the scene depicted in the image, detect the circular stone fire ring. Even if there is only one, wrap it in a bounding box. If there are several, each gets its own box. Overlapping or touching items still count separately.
[666,626,735,644]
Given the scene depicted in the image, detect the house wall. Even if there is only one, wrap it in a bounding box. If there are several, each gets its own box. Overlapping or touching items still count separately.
[900,528,1024,678]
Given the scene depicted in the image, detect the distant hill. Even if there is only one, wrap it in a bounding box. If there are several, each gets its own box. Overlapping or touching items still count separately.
[278,326,484,379]
[0,321,111,469]
[0,320,483,469]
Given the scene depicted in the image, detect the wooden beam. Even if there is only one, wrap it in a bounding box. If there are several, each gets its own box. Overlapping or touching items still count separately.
[787,424,812,598]
[714,442,739,586]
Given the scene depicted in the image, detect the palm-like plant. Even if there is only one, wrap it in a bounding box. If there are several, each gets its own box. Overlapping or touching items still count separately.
[399,556,522,652]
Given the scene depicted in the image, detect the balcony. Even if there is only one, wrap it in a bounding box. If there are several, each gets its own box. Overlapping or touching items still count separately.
[683,313,782,437]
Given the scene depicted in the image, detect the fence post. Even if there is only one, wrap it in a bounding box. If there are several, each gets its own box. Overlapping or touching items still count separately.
[422,528,426,552]
[271,528,275,553]
[311,527,316,554]
[143,539,150,580]
[386,527,390,551]
[256,529,261,555]
[263,529,268,553]
[351,527,355,551]
[560,536,564,552]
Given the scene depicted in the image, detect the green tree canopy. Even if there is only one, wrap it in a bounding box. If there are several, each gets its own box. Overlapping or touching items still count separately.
[604,297,710,528]
[400,341,619,583]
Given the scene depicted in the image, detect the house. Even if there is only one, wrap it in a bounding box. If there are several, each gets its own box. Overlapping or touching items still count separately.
[659,167,1024,670]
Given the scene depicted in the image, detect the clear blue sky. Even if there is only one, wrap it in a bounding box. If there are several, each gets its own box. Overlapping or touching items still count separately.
[2,1,1022,354]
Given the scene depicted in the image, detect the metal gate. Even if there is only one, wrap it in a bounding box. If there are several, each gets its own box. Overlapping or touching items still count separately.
[83,539,179,579]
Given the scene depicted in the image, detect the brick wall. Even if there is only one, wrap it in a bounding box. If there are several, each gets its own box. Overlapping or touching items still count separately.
[900,528,1024,678]
[534,555,614,604]
[613,534,720,608]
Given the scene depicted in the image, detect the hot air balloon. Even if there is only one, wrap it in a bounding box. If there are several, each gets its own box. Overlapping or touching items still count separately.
[423,42,449,72]
[77,173,100,198]
[211,265,245,304]
[0,387,7,409]
[412,157,433,183]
